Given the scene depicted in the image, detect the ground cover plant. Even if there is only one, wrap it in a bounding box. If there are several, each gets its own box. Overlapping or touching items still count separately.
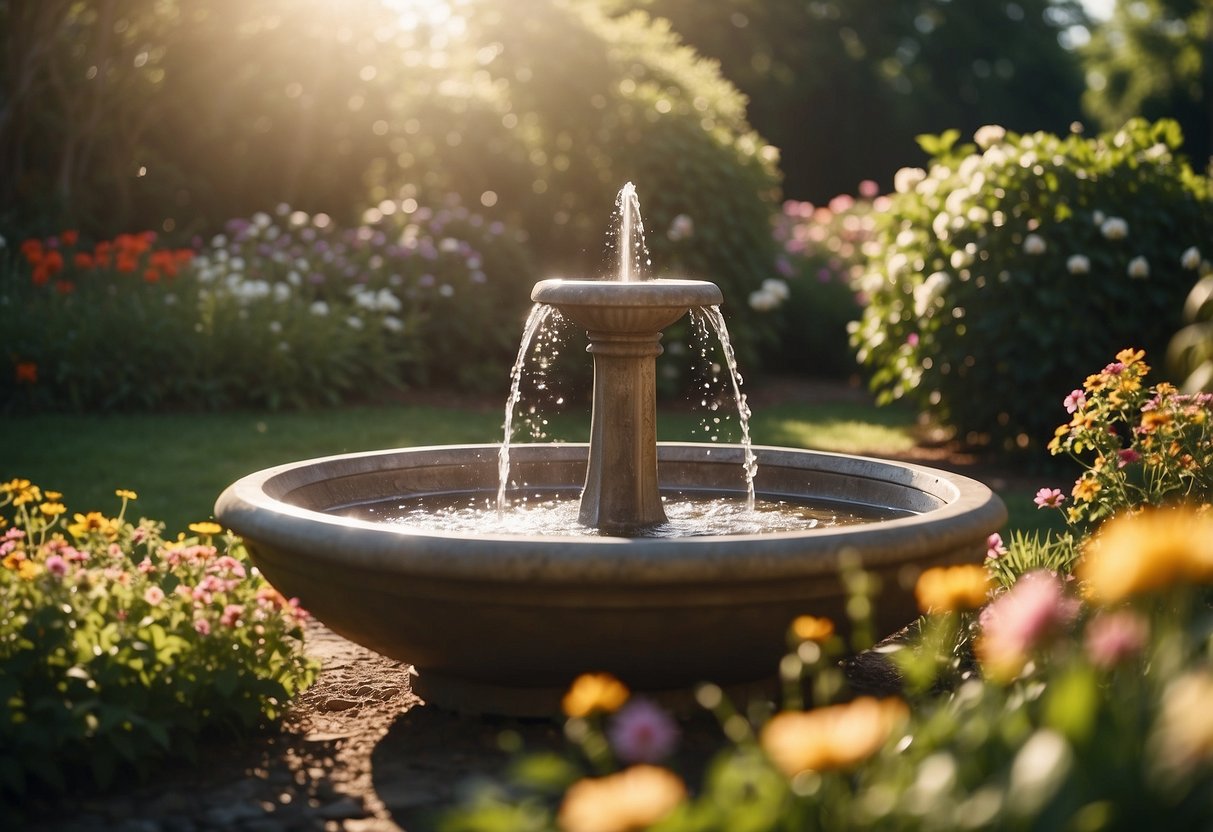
[0,482,318,823]
[850,117,1213,453]
[438,349,1213,831]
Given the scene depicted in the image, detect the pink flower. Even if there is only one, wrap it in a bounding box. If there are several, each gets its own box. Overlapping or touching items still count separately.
[0,541,15,558]
[220,603,244,628]
[1117,449,1142,469]
[1102,361,1126,376]
[1085,610,1148,669]
[209,556,246,578]
[144,585,165,605]
[1063,389,1086,414]
[137,557,156,574]
[906,333,919,347]
[193,617,211,636]
[978,570,1079,680]
[608,699,680,764]
[986,533,1007,560]
[3,528,24,542]
[1034,487,1066,509]
[45,554,68,577]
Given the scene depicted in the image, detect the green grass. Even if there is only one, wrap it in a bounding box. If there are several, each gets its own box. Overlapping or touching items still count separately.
[0,396,1052,536]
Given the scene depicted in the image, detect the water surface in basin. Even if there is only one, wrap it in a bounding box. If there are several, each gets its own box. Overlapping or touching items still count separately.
[343,491,910,537]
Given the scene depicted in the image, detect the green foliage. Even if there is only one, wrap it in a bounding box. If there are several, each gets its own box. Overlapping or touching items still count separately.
[1082,0,1213,178]
[607,0,1087,201]
[1,202,535,412]
[0,481,317,814]
[759,192,880,379]
[371,0,782,373]
[850,118,1213,452]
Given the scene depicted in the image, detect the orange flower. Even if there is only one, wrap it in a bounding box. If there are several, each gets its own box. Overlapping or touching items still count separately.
[19,238,43,261]
[1072,477,1101,503]
[791,615,835,642]
[74,252,95,269]
[143,267,160,283]
[562,672,630,718]
[15,362,37,384]
[915,564,993,613]
[760,697,909,776]
[54,279,75,294]
[557,766,686,832]
[60,230,79,247]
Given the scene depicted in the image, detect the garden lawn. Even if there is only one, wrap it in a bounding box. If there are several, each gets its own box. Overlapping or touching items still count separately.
[0,397,1051,535]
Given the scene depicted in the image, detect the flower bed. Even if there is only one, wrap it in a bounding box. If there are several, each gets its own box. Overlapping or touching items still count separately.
[0,482,317,818]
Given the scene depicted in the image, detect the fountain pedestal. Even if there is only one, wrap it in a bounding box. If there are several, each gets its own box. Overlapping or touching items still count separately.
[531,278,724,532]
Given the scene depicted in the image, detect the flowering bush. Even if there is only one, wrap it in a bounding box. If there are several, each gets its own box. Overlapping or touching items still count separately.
[2,201,535,411]
[755,188,882,379]
[850,118,1213,451]
[0,480,317,810]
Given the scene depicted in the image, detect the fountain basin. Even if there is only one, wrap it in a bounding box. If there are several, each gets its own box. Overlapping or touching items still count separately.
[215,442,1006,715]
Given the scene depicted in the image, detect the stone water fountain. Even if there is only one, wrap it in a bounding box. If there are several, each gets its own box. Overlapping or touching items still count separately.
[216,185,1006,715]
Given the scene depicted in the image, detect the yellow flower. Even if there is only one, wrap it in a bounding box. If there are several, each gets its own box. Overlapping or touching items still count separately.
[17,559,40,580]
[562,673,630,718]
[44,490,62,500]
[115,489,138,500]
[1115,347,1146,367]
[68,511,118,540]
[557,765,686,832]
[1079,507,1213,604]
[914,564,993,613]
[4,479,42,506]
[39,502,67,518]
[3,550,26,570]
[791,615,835,642]
[1072,477,1102,503]
[760,697,909,777]
[188,521,223,536]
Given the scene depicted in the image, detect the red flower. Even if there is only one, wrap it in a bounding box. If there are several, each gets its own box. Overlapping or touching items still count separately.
[60,230,79,247]
[15,362,37,384]
[74,252,95,269]
[54,279,76,294]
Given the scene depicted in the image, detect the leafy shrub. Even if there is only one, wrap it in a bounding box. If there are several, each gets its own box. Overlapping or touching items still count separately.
[0,481,317,812]
[850,118,1213,452]
[1,202,535,411]
[373,0,782,375]
[755,189,882,379]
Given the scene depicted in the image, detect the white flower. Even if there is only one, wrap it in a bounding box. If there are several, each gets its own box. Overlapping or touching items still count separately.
[973,125,1006,149]
[1023,233,1047,255]
[1100,217,1128,240]
[439,237,460,253]
[211,234,227,248]
[760,278,789,301]
[287,270,302,286]
[382,315,404,333]
[272,283,291,302]
[346,315,364,330]
[1181,246,1202,270]
[269,320,283,334]
[439,284,455,298]
[252,211,272,229]
[894,167,926,194]
[1127,256,1150,279]
[1066,255,1090,275]
[375,288,402,313]
[667,214,694,241]
[748,288,780,311]
[914,271,951,317]
[1092,210,1106,225]
[310,301,329,316]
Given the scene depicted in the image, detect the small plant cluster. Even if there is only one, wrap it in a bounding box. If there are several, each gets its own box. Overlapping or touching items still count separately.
[0,480,317,811]
[441,351,1213,831]
[755,188,882,379]
[2,201,535,411]
[850,118,1213,451]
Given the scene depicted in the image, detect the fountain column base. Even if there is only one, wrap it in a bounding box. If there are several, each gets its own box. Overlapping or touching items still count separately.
[582,330,666,531]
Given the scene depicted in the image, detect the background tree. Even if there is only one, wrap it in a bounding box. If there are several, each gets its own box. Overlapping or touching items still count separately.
[610,0,1089,201]
[1082,0,1213,171]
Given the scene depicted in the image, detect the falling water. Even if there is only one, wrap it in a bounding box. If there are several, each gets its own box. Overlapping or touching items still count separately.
[497,303,557,516]
[694,305,758,510]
